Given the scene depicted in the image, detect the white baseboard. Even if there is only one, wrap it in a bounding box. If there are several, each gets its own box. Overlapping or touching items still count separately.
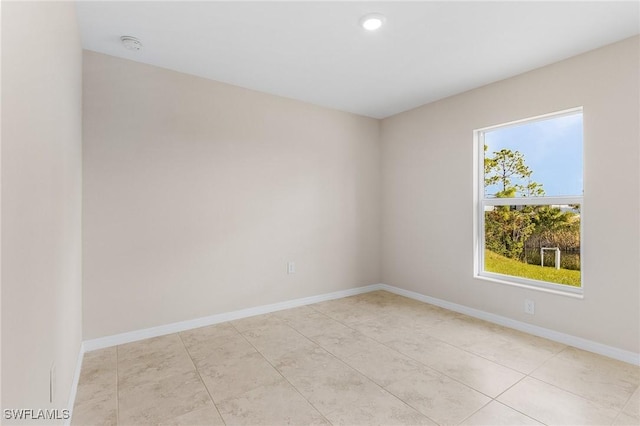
[82,281,640,367]
[70,280,638,424]
[378,283,640,366]
[83,284,382,352]
[65,342,85,426]
[66,281,639,425]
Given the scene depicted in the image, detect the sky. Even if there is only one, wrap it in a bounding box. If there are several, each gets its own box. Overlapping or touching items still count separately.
[484,112,583,198]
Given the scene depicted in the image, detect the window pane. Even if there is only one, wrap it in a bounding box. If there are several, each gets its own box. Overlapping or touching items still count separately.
[484,112,583,198]
[484,204,581,287]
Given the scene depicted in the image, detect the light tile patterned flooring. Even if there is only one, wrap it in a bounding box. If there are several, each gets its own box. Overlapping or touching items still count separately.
[72,291,640,425]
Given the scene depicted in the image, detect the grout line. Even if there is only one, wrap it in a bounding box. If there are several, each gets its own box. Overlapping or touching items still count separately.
[524,343,626,408]
[455,400,493,425]
[527,344,568,377]
[617,385,639,416]
[526,346,639,415]
[491,373,526,401]
[233,310,431,421]
[271,301,440,422]
[308,290,610,421]
[230,322,333,424]
[458,399,546,426]
[309,296,506,399]
[611,410,623,425]
[520,375,626,414]
[486,347,595,426]
[371,371,445,425]
[498,401,548,426]
[312,292,529,372]
[307,292,557,423]
[610,387,639,426]
[177,332,227,426]
[375,383,441,425]
[331,296,554,424]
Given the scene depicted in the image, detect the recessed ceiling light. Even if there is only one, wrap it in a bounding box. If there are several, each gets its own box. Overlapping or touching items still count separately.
[121,36,143,51]
[360,13,385,31]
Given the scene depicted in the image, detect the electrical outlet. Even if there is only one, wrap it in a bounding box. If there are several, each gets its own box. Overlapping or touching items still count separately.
[287,261,296,274]
[50,362,56,403]
[524,299,535,315]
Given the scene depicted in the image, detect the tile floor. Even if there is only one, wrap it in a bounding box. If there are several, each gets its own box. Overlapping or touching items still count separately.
[72,291,640,425]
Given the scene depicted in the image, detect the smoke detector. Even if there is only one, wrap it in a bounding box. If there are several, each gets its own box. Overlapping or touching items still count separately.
[121,36,143,51]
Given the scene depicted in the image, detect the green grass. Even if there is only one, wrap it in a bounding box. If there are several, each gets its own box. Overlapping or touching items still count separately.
[485,250,581,287]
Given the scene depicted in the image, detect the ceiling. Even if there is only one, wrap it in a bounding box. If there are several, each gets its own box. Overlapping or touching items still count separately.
[76,1,639,119]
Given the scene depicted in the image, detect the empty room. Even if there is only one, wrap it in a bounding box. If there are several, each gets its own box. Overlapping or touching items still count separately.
[2,1,639,425]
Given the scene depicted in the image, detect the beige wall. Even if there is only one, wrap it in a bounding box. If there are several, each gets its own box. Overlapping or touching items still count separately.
[381,36,640,353]
[82,52,381,339]
[1,0,83,418]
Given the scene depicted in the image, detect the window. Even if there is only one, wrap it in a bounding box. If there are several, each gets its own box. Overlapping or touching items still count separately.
[474,108,583,295]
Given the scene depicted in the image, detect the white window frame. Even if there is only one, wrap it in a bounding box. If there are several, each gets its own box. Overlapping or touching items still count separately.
[473,107,584,297]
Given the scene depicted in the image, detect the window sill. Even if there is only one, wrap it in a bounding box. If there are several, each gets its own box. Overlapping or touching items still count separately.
[475,273,584,299]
